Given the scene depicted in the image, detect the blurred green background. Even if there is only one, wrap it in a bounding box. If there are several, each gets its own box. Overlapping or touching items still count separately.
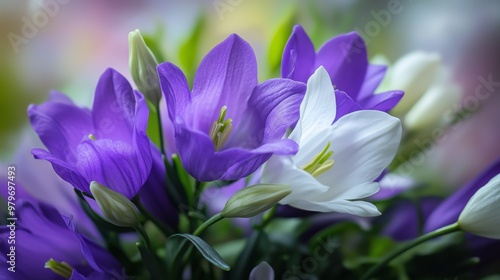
[1,0,500,188]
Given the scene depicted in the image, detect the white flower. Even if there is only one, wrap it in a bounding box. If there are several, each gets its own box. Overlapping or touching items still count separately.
[458,173,500,239]
[380,52,462,131]
[261,67,402,217]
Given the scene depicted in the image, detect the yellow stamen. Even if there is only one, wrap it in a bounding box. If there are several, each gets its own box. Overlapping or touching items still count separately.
[209,106,232,151]
[45,258,73,279]
[302,141,334,177]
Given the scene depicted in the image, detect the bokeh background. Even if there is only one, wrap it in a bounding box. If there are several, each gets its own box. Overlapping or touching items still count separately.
[1,0,500,191]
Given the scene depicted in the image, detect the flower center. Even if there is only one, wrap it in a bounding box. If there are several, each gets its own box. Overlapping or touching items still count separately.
[88,134,96,140]
[301,141,334,177]
[209,106,232,151]
[45,258,73,279]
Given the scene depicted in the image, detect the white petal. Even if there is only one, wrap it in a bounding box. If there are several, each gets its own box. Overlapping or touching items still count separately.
[289,66,336,143]
[288,197,381,217]
[389,52,441,116]
[260,155,329,205]
[404,82,462,131]
[316,110,401,199]
[459,173,500,239]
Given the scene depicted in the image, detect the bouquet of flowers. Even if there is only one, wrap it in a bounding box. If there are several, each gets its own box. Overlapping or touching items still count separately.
[2,21,500,280]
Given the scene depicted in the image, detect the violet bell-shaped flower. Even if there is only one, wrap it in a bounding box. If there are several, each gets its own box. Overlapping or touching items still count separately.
[28,68,152,199]
[0,200,122,280]
[158,34,306,181]
[282,25,403,121]
[261,67,402,217]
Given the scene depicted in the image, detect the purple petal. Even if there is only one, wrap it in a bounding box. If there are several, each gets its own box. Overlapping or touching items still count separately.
[226,78,306,148]
[63,207,122,277]
[333,90,362,122]
[48,90,75,104]
[425,159,500,232]
[360,90,404,112]
[92,68,137,141]
[358,64,387,100]
[32,148,89,193]
[379,197,442,241]
[315,32,368,100]
[75,137,151,198]
[281,25,316,83]
[159,97,178,158]
[157,62,191,122]
[249,262,274,280]
[369,173,416,201]
[0,201,95,279]
[189,34,258,132]
[28,98,92,161]
[174,124,298,181]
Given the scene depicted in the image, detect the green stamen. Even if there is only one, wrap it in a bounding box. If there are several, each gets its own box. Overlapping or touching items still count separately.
[45,258,73,279]
[88,134,96,140]
[209,106,233,151]
[302,141,334,177]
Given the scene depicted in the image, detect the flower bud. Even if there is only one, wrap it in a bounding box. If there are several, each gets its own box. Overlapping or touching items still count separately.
[388,52,441,116]
[129,29,161,105]
[249,261,274,280]
[221,184,291,218]
[89,181,140,228]
[458,173,500,239]
[404,82,462,131]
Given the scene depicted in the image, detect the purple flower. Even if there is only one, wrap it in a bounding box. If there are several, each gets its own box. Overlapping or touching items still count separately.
[158,34,306,181]
[1,132,97,237]
[0,201,121,279]
[282,25,403,121]
[28,68,152,199]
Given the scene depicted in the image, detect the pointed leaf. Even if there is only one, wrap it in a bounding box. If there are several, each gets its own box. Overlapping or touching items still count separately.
[170,233,230,271]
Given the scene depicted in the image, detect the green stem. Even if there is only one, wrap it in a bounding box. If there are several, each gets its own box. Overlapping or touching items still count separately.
[135,224,152,250]
[134,197,174,237]
[360,223,460,280]
[193,213,224,236]
[257,205,278,230]
[155,106,167,158]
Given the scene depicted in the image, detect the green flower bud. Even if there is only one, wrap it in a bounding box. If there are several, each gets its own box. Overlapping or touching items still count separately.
[221,184,291,218]
[89,181,140,228]
[129,29,161,105]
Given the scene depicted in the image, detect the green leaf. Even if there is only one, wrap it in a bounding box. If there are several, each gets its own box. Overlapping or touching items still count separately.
[170,233,230,271]
[178,15,205,84]
[145,101,161,148]
[142,26,166,63]
[171,154,195,201]
[267,9,296,74]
